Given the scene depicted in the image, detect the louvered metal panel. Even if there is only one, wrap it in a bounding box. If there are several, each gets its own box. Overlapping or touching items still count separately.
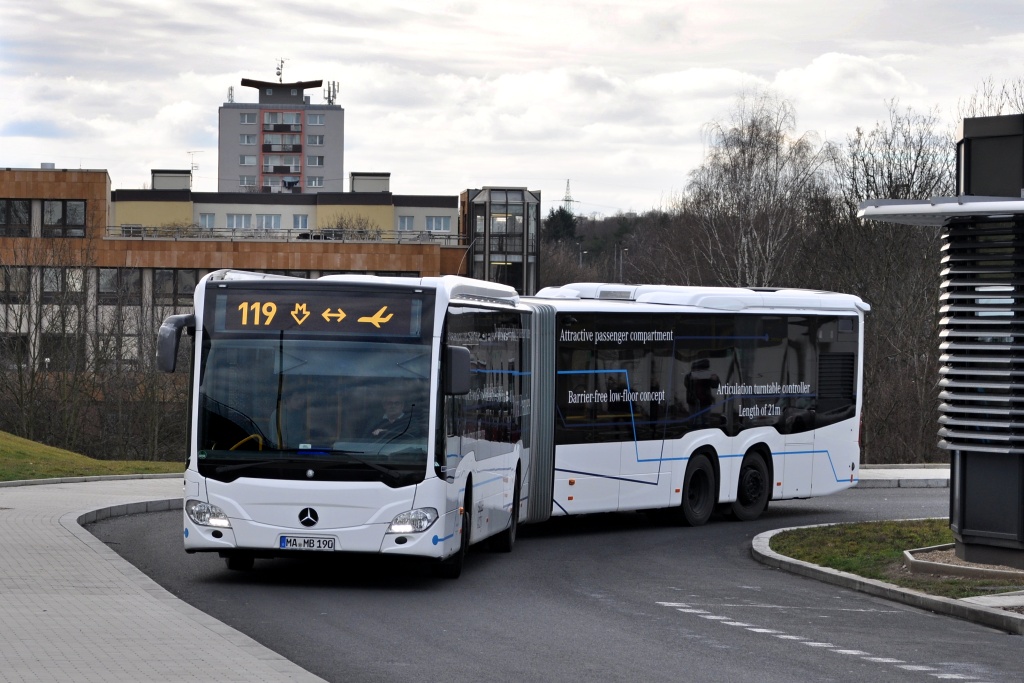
[938,220,1024,453]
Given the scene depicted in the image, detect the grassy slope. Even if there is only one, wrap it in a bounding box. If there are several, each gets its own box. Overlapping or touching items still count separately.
[0,430,182,482]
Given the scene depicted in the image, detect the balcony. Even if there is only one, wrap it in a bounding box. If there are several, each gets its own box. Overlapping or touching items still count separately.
[262,123,303,133]
[106,225,469,245]
[262,144,302,153]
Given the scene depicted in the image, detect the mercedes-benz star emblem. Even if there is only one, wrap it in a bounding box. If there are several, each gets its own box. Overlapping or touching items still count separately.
[298,508,319,527]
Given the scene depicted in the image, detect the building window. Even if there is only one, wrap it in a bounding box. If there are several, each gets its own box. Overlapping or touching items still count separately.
[199,213,215,229]
[240,113,256,124]
[307,155,324,167]
[42,267,84,303]
[308,114,324,125]
[256,214,281,230]
[0,199,31,237]
[0,333,29,370]
[97,268,142,305]
[39,333,86,371]
[306,176,324,188]
[398,216,414,231]
[262,177,281,188]
[227,214,251,229]
[283,112,301,125]
[266,88,273,96]
[239,155,256,166]
[42,200,86,237]
[239,175,256,187]
[154,269,198,308]
[240,134,257,145]
[0,266,29,304]
[307,134,324,146]
[293,214,308,230]
[264,112,281,125]
[426,216,451,232]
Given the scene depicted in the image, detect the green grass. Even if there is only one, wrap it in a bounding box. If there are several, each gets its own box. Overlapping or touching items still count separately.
[0,430,182,482]
[771,519,1024,599]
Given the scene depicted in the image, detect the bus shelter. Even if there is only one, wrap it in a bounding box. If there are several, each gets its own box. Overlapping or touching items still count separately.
[858,114,1024,570]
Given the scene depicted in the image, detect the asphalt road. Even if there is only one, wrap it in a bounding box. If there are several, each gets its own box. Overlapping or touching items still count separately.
[88,488,1022,683]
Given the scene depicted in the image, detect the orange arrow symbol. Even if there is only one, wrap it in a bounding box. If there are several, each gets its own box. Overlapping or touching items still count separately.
[321,308,347,322]
[358,306,393,328]
[291,303,310,325]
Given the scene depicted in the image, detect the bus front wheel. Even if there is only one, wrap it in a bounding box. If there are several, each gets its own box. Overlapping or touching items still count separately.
[681,453,716,526]
[437,508,470,579]
[224,553,254,571]
[490,470,520,553]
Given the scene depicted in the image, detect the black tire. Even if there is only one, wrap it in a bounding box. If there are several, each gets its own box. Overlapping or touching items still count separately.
[730,452,770,521]
[436,508,470,579]
[490,472,520,553]
[681,453,716,526]
[224,553,254,571]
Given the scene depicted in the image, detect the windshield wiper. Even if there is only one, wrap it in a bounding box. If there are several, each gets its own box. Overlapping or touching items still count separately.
[213,452,402,484]
[214,457,315,474]
[308,450,403,484]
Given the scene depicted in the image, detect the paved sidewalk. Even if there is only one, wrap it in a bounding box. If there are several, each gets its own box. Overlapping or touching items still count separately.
[0,466,951,682]
[0,476,324,683]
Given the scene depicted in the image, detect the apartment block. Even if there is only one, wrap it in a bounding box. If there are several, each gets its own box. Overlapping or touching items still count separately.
[218,79,344,194]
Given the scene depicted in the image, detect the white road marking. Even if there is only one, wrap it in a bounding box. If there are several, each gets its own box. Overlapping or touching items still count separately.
[658,600,987,681]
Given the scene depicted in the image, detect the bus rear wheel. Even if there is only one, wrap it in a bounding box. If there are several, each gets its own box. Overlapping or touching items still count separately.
[681,453,716,526]
[730,452,770,521]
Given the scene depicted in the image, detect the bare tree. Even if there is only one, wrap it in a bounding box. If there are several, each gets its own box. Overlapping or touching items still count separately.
[320,213,383,240]
[0,237,99,452]
[957,76,1024,120]
[795,100,955,463]
[682,89,831,287]
[831,99,954,208]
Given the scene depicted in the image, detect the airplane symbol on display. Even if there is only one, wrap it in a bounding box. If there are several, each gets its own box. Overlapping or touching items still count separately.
[291,303,310,325]
[358,306,393,328]
[321,308,347,323]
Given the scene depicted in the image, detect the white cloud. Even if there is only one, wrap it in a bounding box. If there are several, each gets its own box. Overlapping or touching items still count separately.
[5,0,1024,212]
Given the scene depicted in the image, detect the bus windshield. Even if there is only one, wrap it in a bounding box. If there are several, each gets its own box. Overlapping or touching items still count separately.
[196,283,434,486]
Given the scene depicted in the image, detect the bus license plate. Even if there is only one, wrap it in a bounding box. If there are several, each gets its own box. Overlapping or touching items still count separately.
[280,536,336,551]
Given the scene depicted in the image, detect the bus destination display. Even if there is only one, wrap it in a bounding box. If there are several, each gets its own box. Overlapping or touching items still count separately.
[215,289,423,336]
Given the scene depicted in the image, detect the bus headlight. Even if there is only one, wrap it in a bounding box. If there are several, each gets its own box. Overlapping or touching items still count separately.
[387,508,438,534]
[185,500,232,528]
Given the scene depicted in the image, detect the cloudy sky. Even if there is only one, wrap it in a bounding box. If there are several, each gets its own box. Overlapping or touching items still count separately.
[3,1,1024,215]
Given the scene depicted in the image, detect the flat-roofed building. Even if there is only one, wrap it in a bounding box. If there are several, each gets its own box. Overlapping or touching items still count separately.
[218,78,344,194]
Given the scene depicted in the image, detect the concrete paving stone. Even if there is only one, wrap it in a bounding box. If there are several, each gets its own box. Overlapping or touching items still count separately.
[0,477,325,683]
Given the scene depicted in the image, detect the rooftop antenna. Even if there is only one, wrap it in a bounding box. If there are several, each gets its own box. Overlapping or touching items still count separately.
[324,80,339,105]
[227,85,234,103]
[275,58,288,83]
[187,151,201,173]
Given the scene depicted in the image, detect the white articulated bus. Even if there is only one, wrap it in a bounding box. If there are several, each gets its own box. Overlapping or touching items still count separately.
[158,270,868,577]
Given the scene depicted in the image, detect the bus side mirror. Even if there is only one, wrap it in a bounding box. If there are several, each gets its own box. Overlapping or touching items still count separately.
[444,345,471,396]
[156,314,195,373]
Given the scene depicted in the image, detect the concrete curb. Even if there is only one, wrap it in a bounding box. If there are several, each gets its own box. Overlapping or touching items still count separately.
[751,524,1024,636]
[0,472,182,488]
[856,478,949,489]
[904,543,1024,582]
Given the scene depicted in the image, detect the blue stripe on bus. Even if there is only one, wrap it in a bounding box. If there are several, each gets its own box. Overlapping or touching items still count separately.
[556,450,858,484]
